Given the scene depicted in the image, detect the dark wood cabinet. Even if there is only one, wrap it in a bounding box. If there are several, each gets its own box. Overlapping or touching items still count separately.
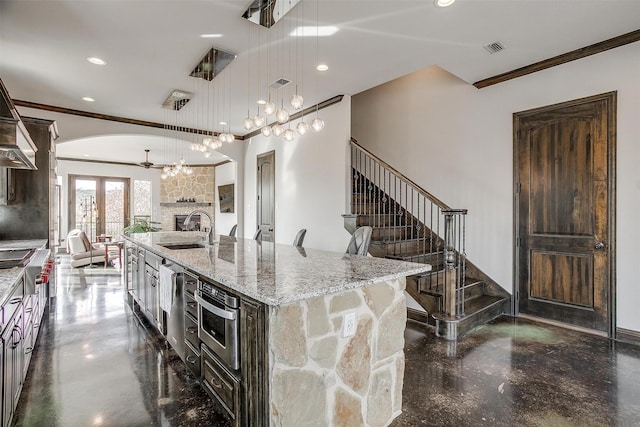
[0,117,58,244]
[202,345,240,425]
[240,298,269,427]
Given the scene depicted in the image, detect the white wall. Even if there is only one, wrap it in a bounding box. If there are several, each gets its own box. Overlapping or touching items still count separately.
[214,161,238,237]
[57,159,161,239]
[352,42,640,332]
[242,97,352,253]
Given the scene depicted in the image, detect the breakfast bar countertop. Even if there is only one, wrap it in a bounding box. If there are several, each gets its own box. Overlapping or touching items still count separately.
[0,239,48,304]
[125,231,431,306]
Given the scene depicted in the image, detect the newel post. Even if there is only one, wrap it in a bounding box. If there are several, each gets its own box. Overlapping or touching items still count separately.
[442,209,468,318]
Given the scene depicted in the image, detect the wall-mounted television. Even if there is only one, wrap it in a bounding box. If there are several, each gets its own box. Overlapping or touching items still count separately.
[218,183,234,213]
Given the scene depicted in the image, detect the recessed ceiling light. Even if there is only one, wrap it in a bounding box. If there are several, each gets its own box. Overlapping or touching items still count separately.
[82,97,95,102]
[86,57,106,65]
[200,34,223,38]
[257,99,267,105]
[317,64,329,71]
[219,121,228,126]
[290,26,338,37]
[434,0,455,7]
[84,154,90,157]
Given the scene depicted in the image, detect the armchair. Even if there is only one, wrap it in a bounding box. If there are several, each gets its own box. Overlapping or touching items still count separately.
[67,229,120,268]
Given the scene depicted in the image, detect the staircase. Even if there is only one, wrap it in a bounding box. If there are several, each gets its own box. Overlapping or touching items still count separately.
[344,139,509,340]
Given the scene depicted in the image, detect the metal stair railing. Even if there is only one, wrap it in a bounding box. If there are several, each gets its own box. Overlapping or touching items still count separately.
[350,138,468,318]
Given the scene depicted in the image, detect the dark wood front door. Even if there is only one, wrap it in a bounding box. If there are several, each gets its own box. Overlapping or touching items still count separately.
[257,151,275,242]
[514,92,616,335]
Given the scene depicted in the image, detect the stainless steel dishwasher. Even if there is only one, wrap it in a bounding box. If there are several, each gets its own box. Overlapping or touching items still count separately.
[164,263,185,362]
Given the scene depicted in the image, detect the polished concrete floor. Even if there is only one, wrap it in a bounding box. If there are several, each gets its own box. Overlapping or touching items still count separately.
[13,258,640,426]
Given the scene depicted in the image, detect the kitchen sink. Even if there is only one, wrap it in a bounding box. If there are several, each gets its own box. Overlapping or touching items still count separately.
[158,242,207,250]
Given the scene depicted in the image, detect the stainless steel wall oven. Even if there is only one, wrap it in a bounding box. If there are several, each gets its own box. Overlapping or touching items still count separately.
[195,280,240,371]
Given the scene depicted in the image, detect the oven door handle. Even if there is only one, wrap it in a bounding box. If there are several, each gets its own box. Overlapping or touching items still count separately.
[195,291,237,321]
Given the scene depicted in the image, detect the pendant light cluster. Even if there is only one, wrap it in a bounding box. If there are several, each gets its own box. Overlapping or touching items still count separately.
[160,106,195,180]
[240,0,325,143]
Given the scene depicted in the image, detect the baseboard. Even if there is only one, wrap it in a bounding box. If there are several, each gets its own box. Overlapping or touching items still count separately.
[517,314,608,337]
[407,307,429,325]
[616,328,640,346]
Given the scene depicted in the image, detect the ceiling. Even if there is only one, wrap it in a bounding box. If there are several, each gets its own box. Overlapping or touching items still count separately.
[1,0,639,165]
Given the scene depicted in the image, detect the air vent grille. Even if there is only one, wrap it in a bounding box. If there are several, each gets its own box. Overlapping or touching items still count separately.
[483,41,506,54]
[270,78,291,89]
[162,90,193,110]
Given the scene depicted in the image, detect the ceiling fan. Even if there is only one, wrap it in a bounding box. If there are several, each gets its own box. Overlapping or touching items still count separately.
[139,149,154,169]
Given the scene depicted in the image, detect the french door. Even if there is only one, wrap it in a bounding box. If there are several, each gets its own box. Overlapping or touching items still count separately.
[69,175,130,240]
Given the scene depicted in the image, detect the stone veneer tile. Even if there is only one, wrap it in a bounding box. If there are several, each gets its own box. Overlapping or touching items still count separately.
[394,355,405,414]
[366,367,393,427]
[271,368,328,426]
[364,282,394,318]
[333,387,364,427]
[271,305,308,367]
[337,317,372,394]
[376,295,407,361]
[307,297,331,337]
[309,336,338,369]
[332,316,343,333]
[330,291,362,313]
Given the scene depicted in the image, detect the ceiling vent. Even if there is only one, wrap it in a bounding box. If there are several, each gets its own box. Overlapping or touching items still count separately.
[483,41,506,54]
[270,78,291,89]
[162,90,193,110]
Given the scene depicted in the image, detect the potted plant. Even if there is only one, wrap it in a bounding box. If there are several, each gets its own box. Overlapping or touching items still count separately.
[123,218,161,234]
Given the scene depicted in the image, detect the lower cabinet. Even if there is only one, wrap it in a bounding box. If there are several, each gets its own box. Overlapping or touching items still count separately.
[201,344,241,426]
[2,304,23,427]
[1,275,47,427]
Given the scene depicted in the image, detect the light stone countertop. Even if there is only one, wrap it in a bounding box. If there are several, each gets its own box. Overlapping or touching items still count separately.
[125,232,431,306]
[0,239,48,306]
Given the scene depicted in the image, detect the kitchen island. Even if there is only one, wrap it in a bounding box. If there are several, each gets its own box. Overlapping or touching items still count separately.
[124,231,430,427]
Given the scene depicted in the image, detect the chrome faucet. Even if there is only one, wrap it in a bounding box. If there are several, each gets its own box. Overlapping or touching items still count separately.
[184,209,215,245]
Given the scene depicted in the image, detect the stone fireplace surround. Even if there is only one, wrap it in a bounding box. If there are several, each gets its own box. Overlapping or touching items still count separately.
[159,167,215,233]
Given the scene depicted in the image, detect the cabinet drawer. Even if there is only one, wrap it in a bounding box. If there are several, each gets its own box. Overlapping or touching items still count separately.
[184,271,198,297]
[184,293,198,320]
[184,340,201,378]
[202,344,240,418]
[184,312,200,350]
[2,277,24,328]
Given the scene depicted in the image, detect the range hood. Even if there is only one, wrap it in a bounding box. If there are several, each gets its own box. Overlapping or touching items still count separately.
[0,79,38,170]
[0,117,37,170]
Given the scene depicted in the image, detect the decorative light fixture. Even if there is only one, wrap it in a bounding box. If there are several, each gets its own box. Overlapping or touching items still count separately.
[296,120,309,135]
[263,101,276,116]
[311,117,324,132]
[283,128,296,142]
[261,125,272,137]
[272,124,284,137]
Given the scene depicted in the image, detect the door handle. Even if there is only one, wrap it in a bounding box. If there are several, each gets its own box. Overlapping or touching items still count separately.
[594,241,605,250]
[269,228,273,232]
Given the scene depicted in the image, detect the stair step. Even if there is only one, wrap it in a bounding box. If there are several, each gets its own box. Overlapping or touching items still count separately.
[371,226,416,241]
[433,295,508,340]
[388,251,445,266]
[414,275,484,299]
[373,238,439,257]
[356,214,407,227]
[351,202,391,215]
